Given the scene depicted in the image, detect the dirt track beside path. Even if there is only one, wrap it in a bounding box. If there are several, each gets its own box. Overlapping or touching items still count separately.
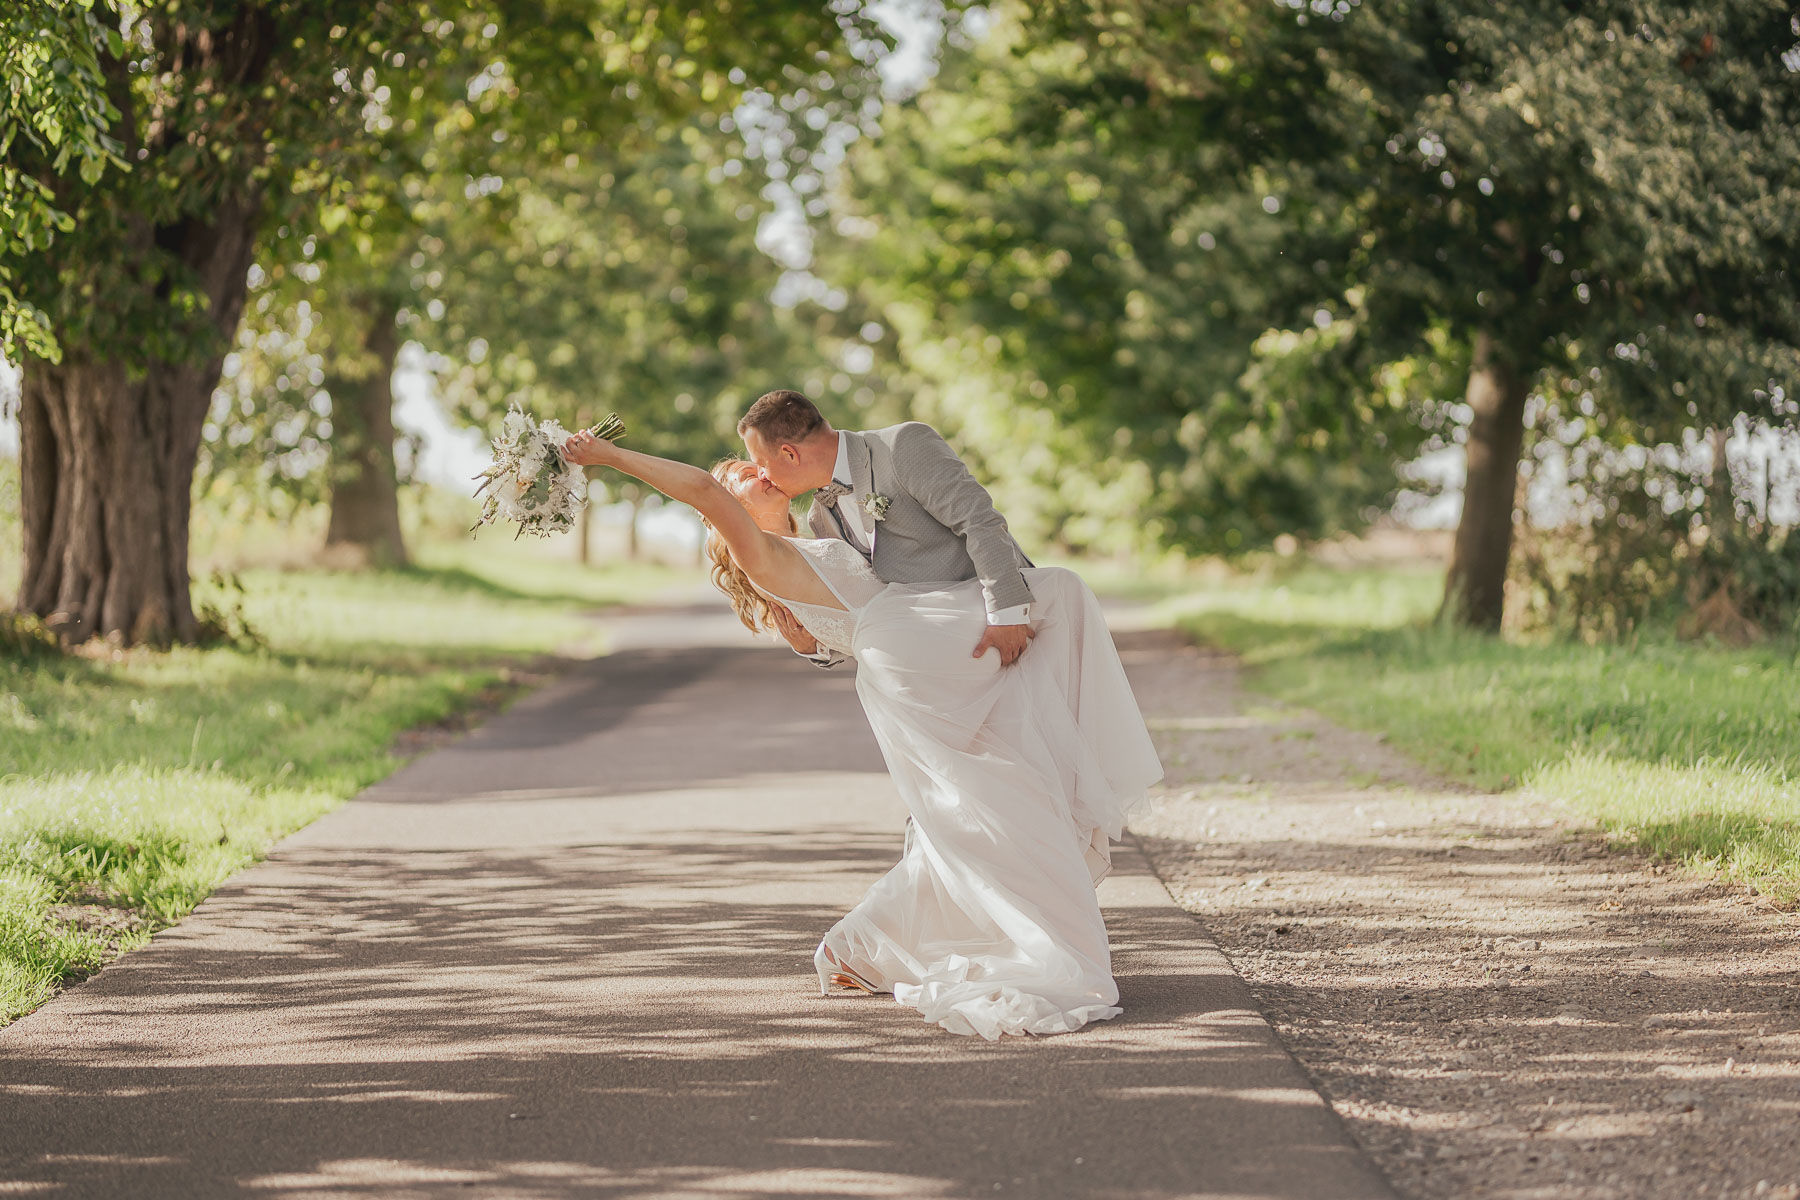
[1118,629,1800,1200]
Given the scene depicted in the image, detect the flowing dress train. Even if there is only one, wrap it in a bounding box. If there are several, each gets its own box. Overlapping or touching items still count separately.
[761,538,1164,1039]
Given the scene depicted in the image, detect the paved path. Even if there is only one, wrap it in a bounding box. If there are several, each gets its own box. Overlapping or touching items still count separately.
[0,597,1394,1200]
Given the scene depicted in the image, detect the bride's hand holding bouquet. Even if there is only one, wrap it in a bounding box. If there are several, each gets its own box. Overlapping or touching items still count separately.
[560,424,624,468]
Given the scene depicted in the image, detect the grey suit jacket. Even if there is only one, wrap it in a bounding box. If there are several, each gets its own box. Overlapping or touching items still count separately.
[805,423,1033,623]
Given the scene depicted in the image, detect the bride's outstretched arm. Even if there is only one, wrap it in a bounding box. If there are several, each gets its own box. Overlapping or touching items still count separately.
[561,431,837,609]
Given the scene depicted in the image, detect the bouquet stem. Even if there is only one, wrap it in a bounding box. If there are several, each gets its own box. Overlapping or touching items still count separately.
[584,413,628,445]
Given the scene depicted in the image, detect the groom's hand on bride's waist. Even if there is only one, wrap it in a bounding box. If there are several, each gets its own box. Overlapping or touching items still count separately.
[973,622,1034,668]
[768,602,819,656]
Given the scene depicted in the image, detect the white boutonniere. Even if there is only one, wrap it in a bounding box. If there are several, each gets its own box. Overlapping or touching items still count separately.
[862,493,892,522]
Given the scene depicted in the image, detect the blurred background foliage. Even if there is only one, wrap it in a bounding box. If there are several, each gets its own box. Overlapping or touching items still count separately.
[815,6,1456,558]
[2,0,1798,641]
[812,0,1794,637]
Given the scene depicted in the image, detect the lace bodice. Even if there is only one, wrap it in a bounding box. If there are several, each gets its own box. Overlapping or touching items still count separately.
[757,537,886,655]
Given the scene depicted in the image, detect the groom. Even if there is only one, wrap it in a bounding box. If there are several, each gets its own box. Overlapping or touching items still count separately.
[738,390,1036,668]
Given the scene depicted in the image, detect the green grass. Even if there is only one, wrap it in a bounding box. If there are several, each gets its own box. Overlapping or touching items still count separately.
[0,530,701,1023]
[1161,562,1800,908]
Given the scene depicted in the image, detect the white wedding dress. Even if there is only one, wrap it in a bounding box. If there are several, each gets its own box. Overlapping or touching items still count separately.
[759,538,1164,1039]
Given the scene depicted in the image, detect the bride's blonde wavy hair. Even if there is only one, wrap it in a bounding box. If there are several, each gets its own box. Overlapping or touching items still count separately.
[704,457,798,634]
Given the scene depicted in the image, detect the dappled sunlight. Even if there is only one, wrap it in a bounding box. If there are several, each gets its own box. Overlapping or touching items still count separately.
[242,1160,961,1198]
[0,866,1371,1199]
[8,0,1795,1193]
[0,621,1394,1199]
[1533,754,1800,907]
[1135,814,1800,1194]
[0,598,741,1023]
[1126,628,1800,1198]
[1155,570,1800,907]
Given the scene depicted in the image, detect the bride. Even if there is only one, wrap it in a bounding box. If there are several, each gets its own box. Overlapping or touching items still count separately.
[562,430,1163,1039]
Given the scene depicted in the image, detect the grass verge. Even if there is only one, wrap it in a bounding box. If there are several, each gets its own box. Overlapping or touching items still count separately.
[0,535,701,1024]
[1161,561,1800,908]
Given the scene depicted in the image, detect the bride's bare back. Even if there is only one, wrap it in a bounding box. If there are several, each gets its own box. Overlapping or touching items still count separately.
[746,533,849,613]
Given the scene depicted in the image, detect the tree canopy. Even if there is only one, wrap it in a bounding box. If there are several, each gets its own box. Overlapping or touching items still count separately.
[7,0,887,643]
[6,0,1798,643]
[1026,0,1800,622]
[817,7,1453,556]
[428,110,795,480]
[0,1,124,362]
[204,3,889,564]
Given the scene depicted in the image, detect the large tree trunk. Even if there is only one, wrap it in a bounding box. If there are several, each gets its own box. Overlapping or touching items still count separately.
[18,195,262,646]
[1441,331,1532,631]
[16,6,282,646]
[324,297,408,568]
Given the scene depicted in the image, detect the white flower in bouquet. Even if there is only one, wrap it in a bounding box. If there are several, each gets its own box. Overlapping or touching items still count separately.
[472,405,626,538]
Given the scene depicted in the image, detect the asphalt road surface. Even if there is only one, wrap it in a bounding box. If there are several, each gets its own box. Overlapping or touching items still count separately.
[0,595,1395,1200]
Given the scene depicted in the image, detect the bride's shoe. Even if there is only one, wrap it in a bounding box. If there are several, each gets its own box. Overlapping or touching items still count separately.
[830,968,881,995]
[814,940,881,996]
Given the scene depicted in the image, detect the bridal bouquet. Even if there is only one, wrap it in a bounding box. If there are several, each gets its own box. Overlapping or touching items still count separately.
[472,405,626,538]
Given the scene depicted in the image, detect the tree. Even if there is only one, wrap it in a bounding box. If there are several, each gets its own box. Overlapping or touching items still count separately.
[1030,0,1800,627]
[10,3,436,643]
[200,17,496,570]
[427,111,796,558]
[208,5,890,570]
[201,262,417,566]
[816,8,1449,558]
[8,1,887,643]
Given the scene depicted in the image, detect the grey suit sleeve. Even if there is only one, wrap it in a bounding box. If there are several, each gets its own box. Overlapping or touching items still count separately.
[891,423,1033,616]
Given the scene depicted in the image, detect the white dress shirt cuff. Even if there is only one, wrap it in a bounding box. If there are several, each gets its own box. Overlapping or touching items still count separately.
[987,604,1031,626]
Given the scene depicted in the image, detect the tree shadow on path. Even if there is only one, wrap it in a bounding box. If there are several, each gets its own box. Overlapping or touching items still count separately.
[0,619,1396,1199]
[1,832,1389,1199]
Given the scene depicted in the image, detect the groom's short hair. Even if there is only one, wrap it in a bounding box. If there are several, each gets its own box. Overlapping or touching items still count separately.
[739,390,826,444]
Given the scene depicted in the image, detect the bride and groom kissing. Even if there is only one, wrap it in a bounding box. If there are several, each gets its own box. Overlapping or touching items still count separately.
[562,389,1163,1040]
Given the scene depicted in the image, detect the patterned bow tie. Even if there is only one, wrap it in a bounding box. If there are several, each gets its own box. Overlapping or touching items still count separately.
[815,480,853,507]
